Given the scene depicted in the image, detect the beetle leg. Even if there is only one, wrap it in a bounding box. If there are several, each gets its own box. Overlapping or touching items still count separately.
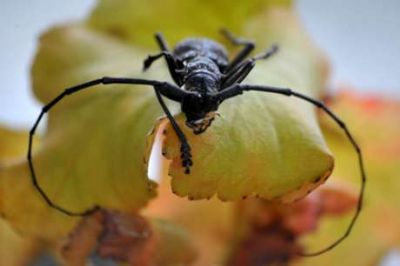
[220,29,255,71]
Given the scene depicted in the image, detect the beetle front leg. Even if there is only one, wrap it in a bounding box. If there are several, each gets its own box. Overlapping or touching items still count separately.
[153,86,193,174]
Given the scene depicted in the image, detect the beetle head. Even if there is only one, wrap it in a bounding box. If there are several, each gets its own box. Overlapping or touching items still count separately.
[181,91,220,134]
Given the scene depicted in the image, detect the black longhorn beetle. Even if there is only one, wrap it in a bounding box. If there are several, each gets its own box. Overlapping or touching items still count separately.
[28,30,366,256]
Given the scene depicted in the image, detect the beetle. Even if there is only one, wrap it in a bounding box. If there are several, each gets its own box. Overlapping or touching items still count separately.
[28,30,366,256]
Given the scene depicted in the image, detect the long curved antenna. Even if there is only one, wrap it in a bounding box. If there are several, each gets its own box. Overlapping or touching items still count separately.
[28,77,183,216]
[218,84,366,256]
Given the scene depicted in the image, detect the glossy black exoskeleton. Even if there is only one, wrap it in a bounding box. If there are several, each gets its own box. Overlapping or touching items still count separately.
[172,38,228,133]
[143,33,278,134]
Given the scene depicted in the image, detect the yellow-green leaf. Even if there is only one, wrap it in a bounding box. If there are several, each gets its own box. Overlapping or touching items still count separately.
[1,25,165,238]
[1,0,333,242]
[88,0,291,47]
[147,8,333,202]
[297,92,400,266]
[0,127,41,265]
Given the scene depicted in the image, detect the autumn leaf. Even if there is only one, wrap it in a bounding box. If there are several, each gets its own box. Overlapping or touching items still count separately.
[1,25,161,239]
[146,7,332,202]
[1,0,333,249]
[0,127,41,265]
[60,210,196,266]
[88,0,292,47]
[295,91,400,266]
[226,182,358,265]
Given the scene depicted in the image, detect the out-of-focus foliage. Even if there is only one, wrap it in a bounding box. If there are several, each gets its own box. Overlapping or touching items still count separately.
[296,91,400,266]
[3,25,160,239]
[0,127,40,265]
[88,0,292,47]
[1,0,396,265]
[0,220,38,266]
[144,179,235,266]
[0,0,332,241]
[59,210,196,266]
[0,127,37,162]
[227,184,357,265]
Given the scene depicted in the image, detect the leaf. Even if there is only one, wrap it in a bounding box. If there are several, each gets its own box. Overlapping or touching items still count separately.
[60,210,196,266]
[1,25,162,239]
[150,219,197,266]
[0,220,39,266]
[226,183,357,265]
[297,91,400,266]
[0,126,41,265]
[88,0,291,47]
[147,8,333,202]
[144,179,235,266]
[1,0,332,243]
[0,127,37,162]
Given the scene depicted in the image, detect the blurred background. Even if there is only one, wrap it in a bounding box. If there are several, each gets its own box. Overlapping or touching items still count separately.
[0,1,399,265]
[0,0,399,128]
